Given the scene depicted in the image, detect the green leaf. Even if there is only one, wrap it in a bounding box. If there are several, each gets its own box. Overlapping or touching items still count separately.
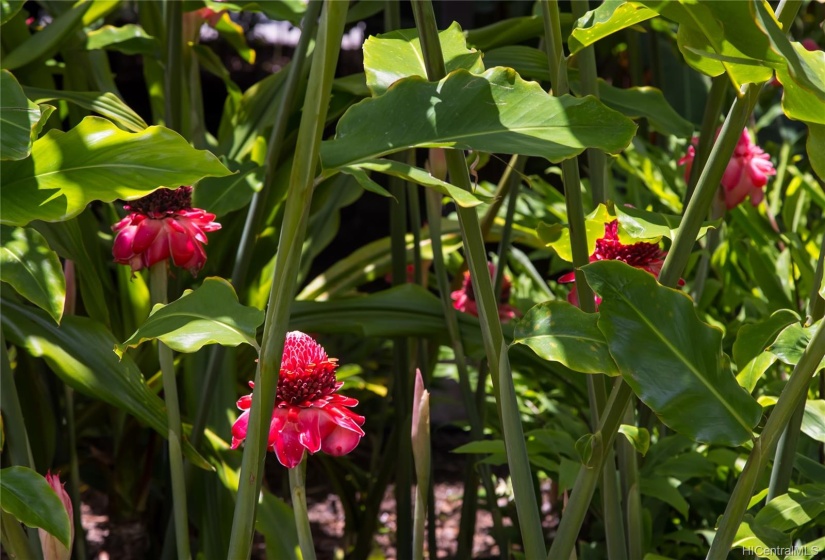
[0,300,213,470]
[802,400,825,444]
[583,260,762,445]
[257,490,300,560]
[513,300,619,376]
[0,70,42,160]
[320,67,637,169]
[466,15,572,51]
[85,24,159,55]
[569,0,657,54]
[808,124,825,181]
[193,161,263,217]
[733,515,790,560]
[223,69,287,160]
[618,424,650,456]
[213,11,255,64]
[452,440,506,455]
[769,320,825,369]
[736,352,777,394]
[732,309,800,368]
[346,158,486,208]
[614,205,720,241]
[1,0,91,70]
[23,87,148,132]
[640,477,688,517]
[483,46,551,83]
[754,484,825,533]
[0,226,65,323]
[0,466,71,547]
[1,0,25,25]
[0,116,232,226]
[198,0,306,25]
[339,166,395,199]
[363,22,484,97]
[568,75,695,138]
[117,277,264,356]
[537,203,614,262]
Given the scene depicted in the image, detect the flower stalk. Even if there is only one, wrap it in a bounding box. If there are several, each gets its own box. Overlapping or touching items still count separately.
[226,2,348,557]
[289,455,317,560]
[149,261,191,560]
[412,2,546,557]
[411,371,431,560]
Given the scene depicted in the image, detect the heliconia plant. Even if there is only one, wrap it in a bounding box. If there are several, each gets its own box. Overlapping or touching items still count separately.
[1,1,824,560]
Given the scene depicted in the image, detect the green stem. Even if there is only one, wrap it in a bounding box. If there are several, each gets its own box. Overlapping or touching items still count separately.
[289,455,317,560]
[619,400,643,560]
[226,3,347,557]
[707,320,825,560]
[686,76,728,204]
[412,3,546,557]
[0,510,35,560]
[547,380,633,560]
[480,154,526,238]
[150,262,191,560]
[768,142,791,217]
[164,0,183,133]
[0,331,35,469]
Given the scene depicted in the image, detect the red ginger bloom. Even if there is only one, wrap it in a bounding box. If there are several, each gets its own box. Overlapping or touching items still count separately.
[559,220,678,307]
[451,262,518,322]
[678,129,775,210]
[39,471,73,560]
[112,186,220,276]
[231,331,365,469]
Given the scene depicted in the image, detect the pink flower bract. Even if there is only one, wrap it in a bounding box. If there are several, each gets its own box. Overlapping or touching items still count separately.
[231,331,365,469]
[39,471,73,560]
[559,220,678,307]
[678,129,776,210]
[112,186,220,276]
[451,263,518,322]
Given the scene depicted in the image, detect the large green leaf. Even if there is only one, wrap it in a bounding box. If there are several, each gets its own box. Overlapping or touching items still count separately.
[0,300,212,470]
[537,203,614,262]
[639,477,689,517]
[614,205,720,242]
[85,23,159,55]
[117,277,264,356]
[1,0,91,70]
[0,70,42,161]
[802,400,825,444]
[192,161,263,217]
[320,67,637,169]
[732,309,800,368]
[24,86,148,132]
[0,466,71,547]
[569,0,657,54]
[0,116,232,226]
[754,484,825,533]
[0,226,65,323]
[363,22,484,97]
[513,301,619,376]
[769,320,825,370]
[1,0,25,25]
[583,260,762,445]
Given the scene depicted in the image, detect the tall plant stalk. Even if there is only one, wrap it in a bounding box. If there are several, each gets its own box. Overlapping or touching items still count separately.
[289,455,317,560]
[149,262,190,560]
[411,2,546,557]
[226,2,348,557]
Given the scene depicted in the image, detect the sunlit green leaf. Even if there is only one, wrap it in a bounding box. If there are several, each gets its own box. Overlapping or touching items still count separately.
[0,70,42,161]
[615,205,720,241]
[732,309,800,368]
[736,352,778,394]
[754,485,825,533]
[733,515,789,560]
[569,0,657,54]
[537,203,614,262]
[363,22,484,96]
[0,226,65,323]
[0,300,212,470]
[769,320,825,369]
[618,424,650,456]
[0,467,71,547]
[0,116,232,226]
[117,277,264,356]
[320,67,637,169]
[584,260,762,445]
[85,23,159,55]
[802,400,825,444]
[23,86,148,132]
[514,301,619,376]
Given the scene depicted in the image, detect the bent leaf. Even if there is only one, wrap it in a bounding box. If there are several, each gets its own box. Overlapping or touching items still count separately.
[513,301,619,376]
[363,22,484,96]
[732,309,800,368]
[85,24,159,55]
[802,400,825,444]
[23,87,148,132]
[320,67,637,169]
[0,301,212,470]
[0,70,42,160]
[117,277,264,356]
[0,467,71,547]
[584,261,761,445]
[615,205,721,241]
[569,0,657,54]
[0,116,232,226]
[769,320,825,370]
[0,226,65,323]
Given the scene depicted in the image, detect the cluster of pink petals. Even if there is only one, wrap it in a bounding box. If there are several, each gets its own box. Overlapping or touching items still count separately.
[451,263,518,322]
[40,471,73,560]
[560,220,678,307]
[112,187,220,276]
[678,129,776,210]
[231,331,365,469]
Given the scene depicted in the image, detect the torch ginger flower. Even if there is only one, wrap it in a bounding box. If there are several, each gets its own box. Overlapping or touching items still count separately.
[678,129,775,210]
[231,331,365,469]
[560,220,680,307]
[39,471,73,560]
[451,263,518,322]
[112,186,220,276]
